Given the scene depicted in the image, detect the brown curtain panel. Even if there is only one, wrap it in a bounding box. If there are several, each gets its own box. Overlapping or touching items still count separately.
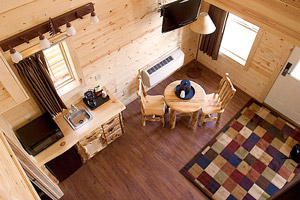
[14,51,66,116]
[200,5,228,60]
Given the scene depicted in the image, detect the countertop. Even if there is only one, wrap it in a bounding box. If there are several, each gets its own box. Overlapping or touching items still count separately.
[34,88,126,167]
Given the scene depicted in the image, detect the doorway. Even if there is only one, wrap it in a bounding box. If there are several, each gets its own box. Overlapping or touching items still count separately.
[265,46,300,125]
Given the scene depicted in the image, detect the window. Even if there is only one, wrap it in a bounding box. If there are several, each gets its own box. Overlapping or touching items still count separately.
[290,59,300,81]
[220,14,259,66]
[43,42,79,95]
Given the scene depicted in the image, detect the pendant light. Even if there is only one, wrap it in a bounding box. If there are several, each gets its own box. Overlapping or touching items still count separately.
[90,11,99,24]
[66,22,77,36]
[9,46,23,63]
[39,33,51,49]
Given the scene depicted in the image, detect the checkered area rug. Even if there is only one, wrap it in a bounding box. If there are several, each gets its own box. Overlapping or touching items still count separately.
[180,100,300,200]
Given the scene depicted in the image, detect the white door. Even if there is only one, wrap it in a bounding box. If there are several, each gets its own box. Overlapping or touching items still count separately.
[265,46,300,125]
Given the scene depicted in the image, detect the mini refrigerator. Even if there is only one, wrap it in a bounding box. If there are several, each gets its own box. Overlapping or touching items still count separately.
[45,146,82,182]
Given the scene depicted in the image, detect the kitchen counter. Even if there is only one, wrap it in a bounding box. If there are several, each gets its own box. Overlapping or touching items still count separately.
[34,88,126,167]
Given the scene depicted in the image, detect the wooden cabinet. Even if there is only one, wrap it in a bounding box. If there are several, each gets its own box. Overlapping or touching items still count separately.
[102,114,123,145]
[0,52,28,113]
[76,113,124,163]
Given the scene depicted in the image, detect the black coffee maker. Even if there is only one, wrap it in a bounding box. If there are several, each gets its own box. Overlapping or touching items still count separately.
[84,91,97,108]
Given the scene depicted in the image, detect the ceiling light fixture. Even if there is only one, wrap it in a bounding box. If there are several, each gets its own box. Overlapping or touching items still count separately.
[66,22,77,36]
[0,3,99,63]
[39,33,51,49]
[9,46,23,63]
[90,11,99,24]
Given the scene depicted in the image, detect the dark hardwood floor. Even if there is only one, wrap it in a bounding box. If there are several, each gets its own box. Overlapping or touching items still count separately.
[59,61,251,200]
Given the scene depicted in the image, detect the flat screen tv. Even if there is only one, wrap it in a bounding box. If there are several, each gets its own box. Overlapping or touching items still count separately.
[161,0,202,33]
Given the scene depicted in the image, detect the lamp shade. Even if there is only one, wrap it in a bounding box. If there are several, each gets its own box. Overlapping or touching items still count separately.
[9,47,23,63]
[90,12,99,24]
[190,12,216,35]
[66,22,76,36]
[39,34,51,49]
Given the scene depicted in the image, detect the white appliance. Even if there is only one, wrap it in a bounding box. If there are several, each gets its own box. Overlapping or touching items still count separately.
[142,48,185,87]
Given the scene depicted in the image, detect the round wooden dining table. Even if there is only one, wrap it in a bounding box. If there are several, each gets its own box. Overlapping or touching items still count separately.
[164,80,206,129]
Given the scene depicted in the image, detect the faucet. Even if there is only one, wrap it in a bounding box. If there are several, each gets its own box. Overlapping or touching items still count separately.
[70,104,78,114]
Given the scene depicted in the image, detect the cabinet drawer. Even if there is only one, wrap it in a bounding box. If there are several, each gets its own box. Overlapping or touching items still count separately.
[106,127,122,144]
[79,127,103,146]
[102,115,120,132]
[104,123,121,136]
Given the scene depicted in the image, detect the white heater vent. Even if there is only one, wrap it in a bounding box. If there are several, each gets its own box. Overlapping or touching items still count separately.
[142,48,184,87]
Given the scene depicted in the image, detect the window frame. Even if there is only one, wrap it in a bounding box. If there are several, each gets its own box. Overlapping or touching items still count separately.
[220,13,262,70]
[43,41,80,96]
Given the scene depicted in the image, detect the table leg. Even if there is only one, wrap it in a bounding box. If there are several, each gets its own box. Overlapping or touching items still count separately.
[169,108,176,129]
[190,110,200,129]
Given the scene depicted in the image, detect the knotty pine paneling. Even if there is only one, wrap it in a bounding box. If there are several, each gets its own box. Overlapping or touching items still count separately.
[198,30,294,102]
[0,81,16,110]
[0,0,197,129]
[0,0,34,15]
[205,0,300,47]
[0,80,24,115]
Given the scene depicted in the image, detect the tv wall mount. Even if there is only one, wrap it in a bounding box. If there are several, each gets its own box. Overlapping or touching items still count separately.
[158,0,166,12]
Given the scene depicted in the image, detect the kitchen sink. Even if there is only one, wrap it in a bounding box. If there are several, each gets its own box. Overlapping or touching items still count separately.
[64,105,93,130]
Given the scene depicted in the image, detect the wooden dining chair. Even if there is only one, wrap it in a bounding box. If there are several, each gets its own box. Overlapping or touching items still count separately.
[136,75,166,127]
[198,73,236,126]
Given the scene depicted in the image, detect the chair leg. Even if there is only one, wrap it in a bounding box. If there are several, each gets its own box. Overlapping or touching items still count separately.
[198,113,206,127]
[161,115,165,127]
[169,108,176,129]
[142,114,146,126]
[217,113,222,124]
[190,110,200,129]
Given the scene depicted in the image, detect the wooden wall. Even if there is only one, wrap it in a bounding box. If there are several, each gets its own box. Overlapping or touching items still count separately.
[198,30,294,102]
[0,0,197,129]
[1,0,299,128]
[205,0,300,47]
[197,0,298,102]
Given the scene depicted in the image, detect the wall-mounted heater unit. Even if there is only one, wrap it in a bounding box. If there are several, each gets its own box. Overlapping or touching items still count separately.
[142,48,184,87]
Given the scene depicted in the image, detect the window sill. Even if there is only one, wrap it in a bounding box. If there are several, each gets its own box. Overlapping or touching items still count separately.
[57,79,80,96]
[218,51,246,69]
[220,48,246,66]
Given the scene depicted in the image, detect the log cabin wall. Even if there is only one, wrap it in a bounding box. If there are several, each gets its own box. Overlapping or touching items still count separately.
[1,0,299,129]
[198,0,299,102]
[0,0,198,129]
[198,30,294,102]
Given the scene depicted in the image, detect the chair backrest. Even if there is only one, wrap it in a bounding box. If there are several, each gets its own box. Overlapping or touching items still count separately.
[136,74,147,113]
[214,73,236,109]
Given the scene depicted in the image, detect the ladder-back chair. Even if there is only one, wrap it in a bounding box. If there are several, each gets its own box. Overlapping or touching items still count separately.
[199,73,236,126]
[136,75,165,127]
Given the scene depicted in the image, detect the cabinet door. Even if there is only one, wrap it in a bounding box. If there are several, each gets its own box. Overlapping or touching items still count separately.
[76,113,125,162]
[0,53,28,113]
[76,127,107,162]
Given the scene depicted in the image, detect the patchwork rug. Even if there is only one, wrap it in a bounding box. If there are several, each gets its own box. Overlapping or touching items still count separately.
[180,100,300,200]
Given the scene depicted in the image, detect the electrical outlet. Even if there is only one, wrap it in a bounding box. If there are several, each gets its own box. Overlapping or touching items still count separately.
[268,53,275,60]
[95,74,101,81]
[25,115,31,122]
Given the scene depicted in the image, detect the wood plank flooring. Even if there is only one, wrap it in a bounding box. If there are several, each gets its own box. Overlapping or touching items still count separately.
[59,61,251,200]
